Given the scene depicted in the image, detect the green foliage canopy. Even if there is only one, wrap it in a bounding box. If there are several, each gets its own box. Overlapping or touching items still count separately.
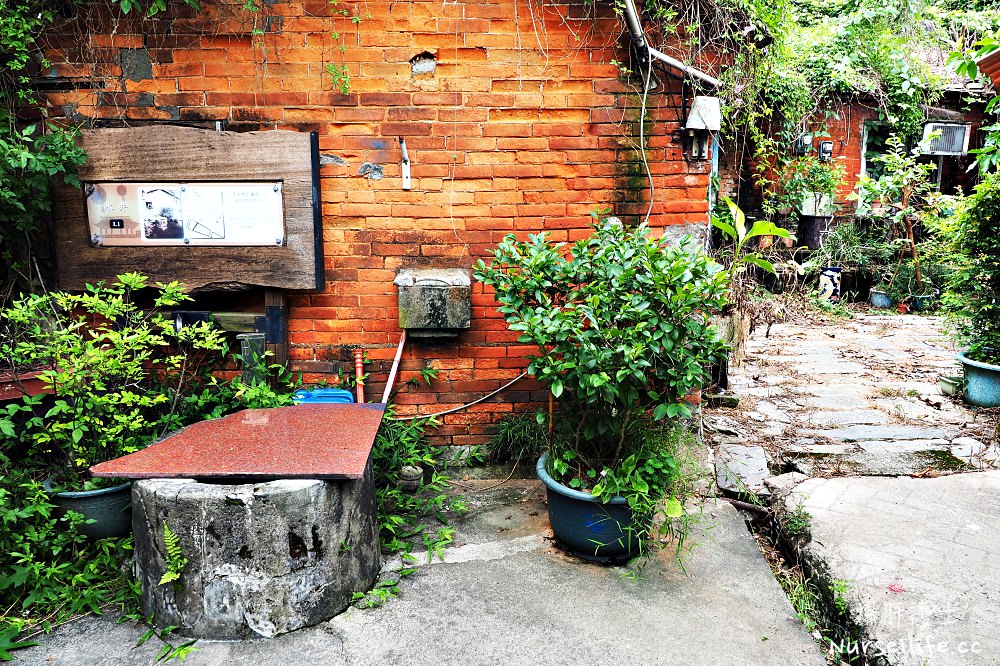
[475,212,729,470]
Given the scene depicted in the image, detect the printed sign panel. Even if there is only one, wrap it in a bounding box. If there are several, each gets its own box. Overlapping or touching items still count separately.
[85,182,285,247]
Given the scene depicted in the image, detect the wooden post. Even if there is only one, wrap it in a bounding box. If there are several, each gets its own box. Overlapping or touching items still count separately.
[264,288,288,369]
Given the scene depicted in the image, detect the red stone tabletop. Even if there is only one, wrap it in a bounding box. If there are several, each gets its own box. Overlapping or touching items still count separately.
[90,403,386,480]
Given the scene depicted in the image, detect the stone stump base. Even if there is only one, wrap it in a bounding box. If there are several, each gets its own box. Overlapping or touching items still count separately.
[132,471,378,639]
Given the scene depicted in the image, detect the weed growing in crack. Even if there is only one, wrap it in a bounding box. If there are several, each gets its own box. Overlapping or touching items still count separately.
[777,570,822,635]
[783,501,812,541]
[831,578,854,616]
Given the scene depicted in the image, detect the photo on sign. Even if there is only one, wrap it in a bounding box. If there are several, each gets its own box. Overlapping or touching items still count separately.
[140,188,183,240]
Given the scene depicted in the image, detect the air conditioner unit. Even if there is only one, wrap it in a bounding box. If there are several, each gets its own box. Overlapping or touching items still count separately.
[921,123,971,156]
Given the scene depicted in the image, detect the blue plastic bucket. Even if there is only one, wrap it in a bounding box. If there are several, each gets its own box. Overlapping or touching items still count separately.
[870,289,892,309]
[957,352,1000,407]
[292,388,355,404]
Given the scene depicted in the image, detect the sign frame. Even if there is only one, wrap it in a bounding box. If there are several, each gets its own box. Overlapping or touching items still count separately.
[85,181,286,248]
[51,126,325,292]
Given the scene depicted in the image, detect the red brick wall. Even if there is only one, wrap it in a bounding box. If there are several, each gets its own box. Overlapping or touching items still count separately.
[39,0,717,446]
[820,100,878,209]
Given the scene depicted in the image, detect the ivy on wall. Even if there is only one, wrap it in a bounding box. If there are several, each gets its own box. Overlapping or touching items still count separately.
[0,0,198,295]
[627,0,999,220]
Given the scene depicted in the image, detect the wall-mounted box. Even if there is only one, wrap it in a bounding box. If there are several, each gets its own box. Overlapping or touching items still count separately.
[393,268,471,338]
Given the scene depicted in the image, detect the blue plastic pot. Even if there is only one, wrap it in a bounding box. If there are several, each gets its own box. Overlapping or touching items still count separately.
[870,289,892,309]
[536,454,647,562]
[957,351,1000,408]
[911,294,934,311]
[44,476,133,540]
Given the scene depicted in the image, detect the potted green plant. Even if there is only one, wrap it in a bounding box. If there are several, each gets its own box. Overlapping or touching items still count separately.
[475,212,732,564]
[774,155,846,248]
[0,273,227,538]
[855,134,938,298]
[945,173,1000,406]
[808,221,867,302]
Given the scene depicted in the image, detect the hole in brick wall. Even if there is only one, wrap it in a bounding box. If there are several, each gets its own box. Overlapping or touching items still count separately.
[410,52,437,77]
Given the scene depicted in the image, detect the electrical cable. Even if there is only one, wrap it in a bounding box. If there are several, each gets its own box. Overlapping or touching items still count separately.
[445,461,522,493]
[640,46,656,225]
[389,372,528,422]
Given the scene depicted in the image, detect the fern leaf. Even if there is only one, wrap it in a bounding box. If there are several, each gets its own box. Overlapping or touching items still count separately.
[160,522,188,587]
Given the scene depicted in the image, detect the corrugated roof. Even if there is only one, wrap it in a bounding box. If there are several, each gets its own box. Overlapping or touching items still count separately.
[979,49,1000,88]
[924,46,991,94]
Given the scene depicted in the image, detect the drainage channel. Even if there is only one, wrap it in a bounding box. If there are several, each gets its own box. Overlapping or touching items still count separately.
[729,488,891,666]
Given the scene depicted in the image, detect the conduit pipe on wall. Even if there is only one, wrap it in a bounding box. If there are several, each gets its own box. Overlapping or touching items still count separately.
[354,349,365,403]
[621,0,721,89]
[390,372,528,422]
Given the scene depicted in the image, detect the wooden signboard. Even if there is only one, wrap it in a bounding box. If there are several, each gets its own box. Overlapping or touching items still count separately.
[52,126,324,292]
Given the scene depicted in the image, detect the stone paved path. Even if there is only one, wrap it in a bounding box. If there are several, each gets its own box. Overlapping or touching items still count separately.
[790,473,1000,666]
[718,312,999,666]
[719,314,996,478]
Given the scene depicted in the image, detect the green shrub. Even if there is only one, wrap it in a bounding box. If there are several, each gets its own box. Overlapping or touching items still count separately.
[0,273,229,485]
[0,273,278,657]
[487,412,547,464]
[475,212,728,469]
[947,173,1000,365]
[475,211,727,561]
[0,469,136,649]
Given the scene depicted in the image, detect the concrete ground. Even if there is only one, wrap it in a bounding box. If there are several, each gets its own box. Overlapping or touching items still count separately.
[17,482,825,666]
[723,311,1000,666]
[790,473,1000,666]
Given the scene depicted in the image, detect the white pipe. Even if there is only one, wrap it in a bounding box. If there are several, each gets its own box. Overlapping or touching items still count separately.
[381,330,407,404]
[646,47,722,89]
[390,372,527,422]
[399,137,411,191]
[621,0,721,89]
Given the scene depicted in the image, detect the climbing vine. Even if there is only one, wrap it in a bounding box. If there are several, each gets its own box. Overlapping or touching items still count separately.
[0,0,202,295]
[324,1,369,94]
[949,27,1000,174]
[1,1,85,293]
[624,0,997,221]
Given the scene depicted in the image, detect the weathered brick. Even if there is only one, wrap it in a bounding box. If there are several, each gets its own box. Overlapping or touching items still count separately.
[38,0,716,438]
